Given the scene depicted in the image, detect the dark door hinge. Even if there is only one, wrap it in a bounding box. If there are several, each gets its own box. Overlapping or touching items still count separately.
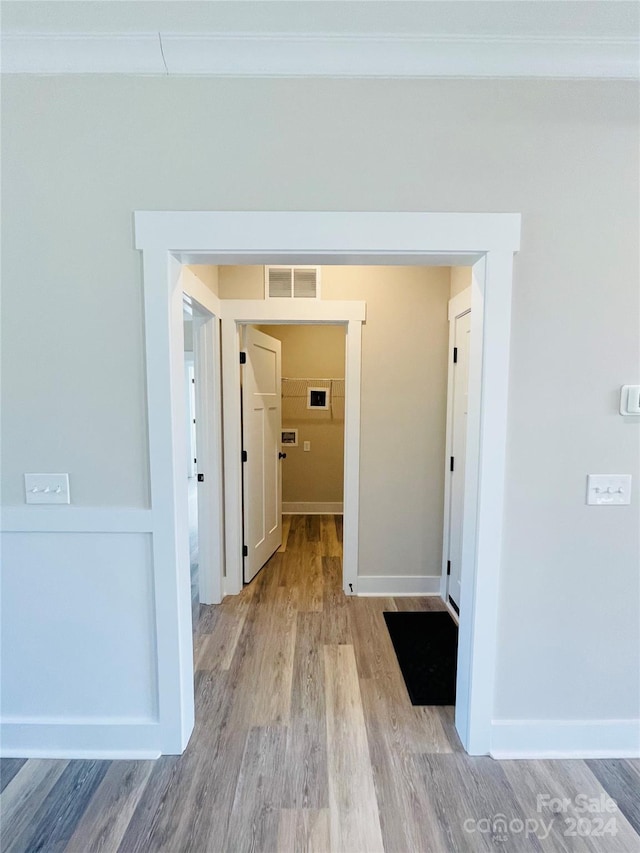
[447,559,451,576]
[240,351,247,364]
[243,545,248,557]
[193,419,196,424]
[192,377,195,383]
[450,456,455,472]
[242,450,248,463]
[453,347,458,364]
[197,473,204,482]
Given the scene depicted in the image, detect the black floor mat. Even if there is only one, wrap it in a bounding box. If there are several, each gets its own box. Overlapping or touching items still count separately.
[383,611,458,705]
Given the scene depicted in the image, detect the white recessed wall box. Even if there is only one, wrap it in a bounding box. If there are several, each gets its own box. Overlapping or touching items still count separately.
[307,387,329,410]
[281,429,298,447]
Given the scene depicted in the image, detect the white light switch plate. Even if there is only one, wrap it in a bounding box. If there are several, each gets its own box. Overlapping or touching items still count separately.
[586,474,632,506]
[24,473,70,504]
[303,441,311,452]
[620,385,640,416]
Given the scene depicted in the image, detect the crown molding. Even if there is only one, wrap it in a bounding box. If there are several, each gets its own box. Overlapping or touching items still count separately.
[2,32,638,79]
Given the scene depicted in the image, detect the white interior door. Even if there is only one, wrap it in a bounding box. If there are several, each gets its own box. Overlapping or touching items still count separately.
[186,362,197,479]
[242,326,283,583]
[447,309,472,610]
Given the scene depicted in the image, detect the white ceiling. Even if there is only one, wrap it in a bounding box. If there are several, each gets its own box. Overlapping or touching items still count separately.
[2,1,638,78]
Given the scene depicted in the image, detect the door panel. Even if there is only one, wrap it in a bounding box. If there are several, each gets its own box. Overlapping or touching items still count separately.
[447,310,471,609]
[242,327,282,583]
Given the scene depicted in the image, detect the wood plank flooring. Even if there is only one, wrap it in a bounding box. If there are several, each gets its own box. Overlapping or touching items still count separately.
[2,514,639,852]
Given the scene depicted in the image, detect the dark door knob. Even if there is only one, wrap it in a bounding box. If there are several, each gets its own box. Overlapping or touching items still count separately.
[278,452,287,459]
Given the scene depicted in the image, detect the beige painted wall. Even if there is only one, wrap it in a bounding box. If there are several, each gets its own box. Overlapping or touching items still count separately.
[219,265,263,300]
[231,266,451,574]
[186,264,219,298]
[2,77,638,723]
[257,324,345,504]
[450,266,472,298]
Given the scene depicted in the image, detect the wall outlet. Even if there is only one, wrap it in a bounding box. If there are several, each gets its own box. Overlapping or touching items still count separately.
[24,473,70,504]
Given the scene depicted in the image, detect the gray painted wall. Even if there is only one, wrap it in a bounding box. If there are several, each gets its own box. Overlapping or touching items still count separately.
[2,77,638,726]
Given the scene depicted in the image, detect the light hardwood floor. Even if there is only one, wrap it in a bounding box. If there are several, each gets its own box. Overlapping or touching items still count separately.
[1,515,639,852]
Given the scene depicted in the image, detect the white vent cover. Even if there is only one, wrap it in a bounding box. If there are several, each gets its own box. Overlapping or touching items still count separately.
[265,266,320,299]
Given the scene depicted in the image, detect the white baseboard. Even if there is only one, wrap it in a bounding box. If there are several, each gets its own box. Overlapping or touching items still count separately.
[283,501,343,514]
[0,719,163,759]
[357,575,442,596]
[490,719,640,759]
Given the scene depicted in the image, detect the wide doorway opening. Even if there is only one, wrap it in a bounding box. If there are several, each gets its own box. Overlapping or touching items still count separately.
[135,210,520,756]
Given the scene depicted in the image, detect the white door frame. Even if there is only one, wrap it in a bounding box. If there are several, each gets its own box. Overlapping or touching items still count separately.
[221,301,365,598]
[135,211,520,756]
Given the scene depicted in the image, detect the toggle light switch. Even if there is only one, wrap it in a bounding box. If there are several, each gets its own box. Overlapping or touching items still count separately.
[586,474,632,506]
[24,473,70,504]
[303,441,311,452]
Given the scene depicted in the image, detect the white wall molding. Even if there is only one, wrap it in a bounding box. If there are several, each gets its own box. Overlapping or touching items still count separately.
[283,501,343,514]
[2,32,638,79]
[1,33,166,75]
[220,299,366,324]
[1,506,153,533]
[1,531,159,759]
[0,720,162,760]
[490,719,640,759]
[357,575,442,596]
[135,212,520,256]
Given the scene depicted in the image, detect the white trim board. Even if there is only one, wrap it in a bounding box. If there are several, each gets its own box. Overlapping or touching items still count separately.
[0,720,162,760]
[490,719,640,760]
[357,575,442,597]
[2,32,638,79]
[0,507,153,533]
[136,209,520,758]
[283,502,343,515]
[135,212,520,255]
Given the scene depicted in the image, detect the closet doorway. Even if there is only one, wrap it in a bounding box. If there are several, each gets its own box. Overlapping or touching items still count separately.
[241,323,346,584]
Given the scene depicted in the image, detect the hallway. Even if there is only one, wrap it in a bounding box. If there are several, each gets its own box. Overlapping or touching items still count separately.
[1,515,639,852]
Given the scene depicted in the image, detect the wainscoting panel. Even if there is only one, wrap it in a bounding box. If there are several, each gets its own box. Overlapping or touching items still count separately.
[1,531,158,756]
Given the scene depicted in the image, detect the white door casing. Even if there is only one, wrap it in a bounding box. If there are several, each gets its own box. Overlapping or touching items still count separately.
[135,211,520,758]
[242,326,283,582]
[447,307,472,610]
[221,301,364,602]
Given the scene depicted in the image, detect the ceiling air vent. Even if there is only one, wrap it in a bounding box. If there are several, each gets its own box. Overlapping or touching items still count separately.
[265,266,320,299]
